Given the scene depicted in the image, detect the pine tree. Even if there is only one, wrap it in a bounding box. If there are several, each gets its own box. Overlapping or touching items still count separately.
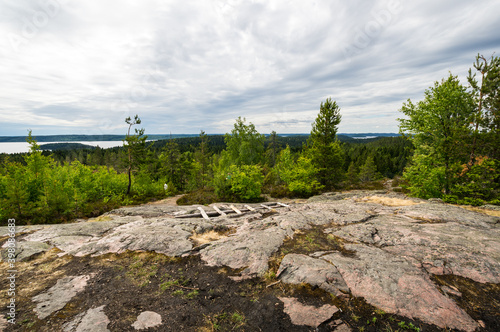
[308,98,344,189]
[160,138,181,192]
[358,156,379,182]
[468,53,500,160]
[194,130,211,188]
[265,131,280,167]
[123,115,148,195]
[347,162,359,184]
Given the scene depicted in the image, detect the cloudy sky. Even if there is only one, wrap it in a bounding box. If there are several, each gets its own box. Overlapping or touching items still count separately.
[1,0,499,136]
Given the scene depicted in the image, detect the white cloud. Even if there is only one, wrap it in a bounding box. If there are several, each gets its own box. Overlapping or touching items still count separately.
[1,0,499,136]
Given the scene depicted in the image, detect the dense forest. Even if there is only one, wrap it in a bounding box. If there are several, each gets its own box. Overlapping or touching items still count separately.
[0,53,498,226]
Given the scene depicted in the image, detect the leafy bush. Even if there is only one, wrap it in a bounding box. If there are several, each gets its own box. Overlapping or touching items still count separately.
[274,146,323,197]
[402,153,446,199]
[228,165,264,202]
[212,161,233,201]
[211,164,264,202]
[451,158,499,202]
[266,184,291,199]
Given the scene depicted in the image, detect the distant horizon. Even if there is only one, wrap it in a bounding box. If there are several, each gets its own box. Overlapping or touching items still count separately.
[0,132,401,142]
[0,132,400,137]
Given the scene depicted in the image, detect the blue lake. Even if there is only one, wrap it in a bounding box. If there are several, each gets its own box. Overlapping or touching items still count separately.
[0,141,125,154]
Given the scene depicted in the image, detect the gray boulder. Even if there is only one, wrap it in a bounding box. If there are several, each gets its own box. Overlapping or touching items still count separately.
[33,274,94,319]
[69,218,194,257]
[277,254,349,297]
[132,311,162,330]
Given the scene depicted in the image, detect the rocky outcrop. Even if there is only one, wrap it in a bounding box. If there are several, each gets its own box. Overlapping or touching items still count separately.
[0,241,51,261]
[1,193,498,331]
[397,202,499,226]
[68,218,195,257]
[329,214,500,284]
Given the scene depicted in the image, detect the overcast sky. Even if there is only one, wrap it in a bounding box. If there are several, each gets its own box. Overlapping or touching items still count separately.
[1,0,499,136]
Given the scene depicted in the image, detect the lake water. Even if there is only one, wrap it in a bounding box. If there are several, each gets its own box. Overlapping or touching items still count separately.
[0,141,125,154]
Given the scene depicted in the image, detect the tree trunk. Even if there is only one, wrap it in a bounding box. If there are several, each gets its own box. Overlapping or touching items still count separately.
[469,62,486,168]
[127,165,132,195]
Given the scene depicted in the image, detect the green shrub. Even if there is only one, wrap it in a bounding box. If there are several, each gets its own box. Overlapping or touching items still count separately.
[212,164,264,202]
[274,146,323,197]
[451,158,499,203]
[402,153,446,199]
[228,164,264,202]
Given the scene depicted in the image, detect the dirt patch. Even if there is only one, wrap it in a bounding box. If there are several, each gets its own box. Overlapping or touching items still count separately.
[281,225,355,257]
[0,248,73,330]
[147,194,186,206]
[358,195,421,207]
[0,248,71,299]
[190,230,228,245]
[88,215,113,222]
[2,251,304,332]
